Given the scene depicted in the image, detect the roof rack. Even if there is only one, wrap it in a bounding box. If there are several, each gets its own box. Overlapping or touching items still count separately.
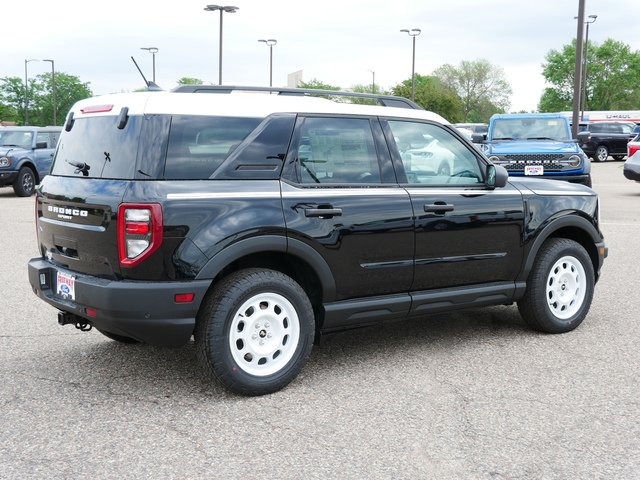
[170,85,423,110]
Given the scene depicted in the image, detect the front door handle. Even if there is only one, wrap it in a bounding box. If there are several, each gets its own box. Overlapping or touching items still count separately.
[305,208,343,218]
[424,203,454,214]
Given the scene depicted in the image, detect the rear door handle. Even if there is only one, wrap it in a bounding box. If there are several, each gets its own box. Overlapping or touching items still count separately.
[305,208,343,218]
[424,203,454,214]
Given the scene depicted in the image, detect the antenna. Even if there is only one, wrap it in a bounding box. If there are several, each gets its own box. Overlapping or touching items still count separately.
[131,56,163,91]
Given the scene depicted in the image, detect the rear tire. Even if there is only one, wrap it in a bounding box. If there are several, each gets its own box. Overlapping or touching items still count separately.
[13,167,36,197]
[518,238,594,334]
[593,145,609,162]
[195,269,315,396]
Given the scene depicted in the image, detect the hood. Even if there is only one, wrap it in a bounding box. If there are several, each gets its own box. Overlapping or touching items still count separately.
[0,146,31,157]
[510,176,595,195]
[488,140,580,154]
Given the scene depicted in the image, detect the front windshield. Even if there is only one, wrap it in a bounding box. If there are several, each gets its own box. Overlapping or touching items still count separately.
[0,130,34,148]
[492,118,569,141]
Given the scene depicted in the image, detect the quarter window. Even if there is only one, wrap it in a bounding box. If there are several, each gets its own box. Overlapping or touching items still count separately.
[296,117,381,184]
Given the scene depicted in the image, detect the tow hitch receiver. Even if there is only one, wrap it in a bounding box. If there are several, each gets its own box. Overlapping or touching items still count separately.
[57,311,92,331]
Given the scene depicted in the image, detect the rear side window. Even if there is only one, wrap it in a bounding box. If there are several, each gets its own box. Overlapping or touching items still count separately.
[164,116,262,179]
[52,116,142,178]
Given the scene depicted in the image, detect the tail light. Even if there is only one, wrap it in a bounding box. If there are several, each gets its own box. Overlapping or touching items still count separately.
[118,204,163,267]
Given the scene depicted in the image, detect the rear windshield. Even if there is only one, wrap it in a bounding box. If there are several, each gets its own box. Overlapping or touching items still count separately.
[52,116,142,179]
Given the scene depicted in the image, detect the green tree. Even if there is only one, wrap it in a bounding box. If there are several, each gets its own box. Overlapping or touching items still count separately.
[539,38,640,112]
[433,59,512,122]
[0,73,92,126]
[177,77,204,85]
[392,74,463,122]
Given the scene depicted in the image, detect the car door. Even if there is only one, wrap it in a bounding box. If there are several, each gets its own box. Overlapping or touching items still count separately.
[34,131,56,178]
[280,115,414,310]
[382,119,525,313]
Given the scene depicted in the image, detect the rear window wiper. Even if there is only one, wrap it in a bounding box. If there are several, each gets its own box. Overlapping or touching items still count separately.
[66,160,91,177]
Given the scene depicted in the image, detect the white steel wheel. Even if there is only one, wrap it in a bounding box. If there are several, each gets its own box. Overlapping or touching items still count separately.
[229,292,301,376]
[545,255,587,320]
[518,238,595,334]
[195,268,315,396]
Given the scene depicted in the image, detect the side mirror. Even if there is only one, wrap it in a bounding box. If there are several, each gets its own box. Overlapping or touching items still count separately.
[487,164,509,188]
[576,131,590,143]
[35,142,48,149]
[471,133,485,144]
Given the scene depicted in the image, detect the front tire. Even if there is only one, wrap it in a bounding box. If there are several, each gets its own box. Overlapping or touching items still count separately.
[195,269,315,396]
[13,167,36,197]
[518,238,594,334]
[594,145,609,162]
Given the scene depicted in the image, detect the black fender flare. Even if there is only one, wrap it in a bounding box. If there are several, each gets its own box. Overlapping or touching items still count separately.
[195,235,336,302]
[518,214,602,284]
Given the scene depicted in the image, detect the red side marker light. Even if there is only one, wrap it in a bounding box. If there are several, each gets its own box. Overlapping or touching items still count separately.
[85,308,97,317]
[175,293,195,303]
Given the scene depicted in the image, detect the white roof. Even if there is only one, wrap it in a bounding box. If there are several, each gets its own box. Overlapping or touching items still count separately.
[69,90,450,124]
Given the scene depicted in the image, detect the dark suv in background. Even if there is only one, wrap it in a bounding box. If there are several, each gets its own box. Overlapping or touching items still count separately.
[578,121,637,162]
[28,86,607,396]
[0,126,61,196]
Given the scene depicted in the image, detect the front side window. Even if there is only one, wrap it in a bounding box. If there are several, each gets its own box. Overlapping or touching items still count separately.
[387,120,483,185]
[296,117,381,184]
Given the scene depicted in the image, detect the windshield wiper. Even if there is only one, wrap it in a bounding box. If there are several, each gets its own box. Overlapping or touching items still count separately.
[493,137,514,141]
[526,137,557,140]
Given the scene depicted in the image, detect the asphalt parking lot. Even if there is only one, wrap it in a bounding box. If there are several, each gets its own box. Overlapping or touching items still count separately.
[1,161,639,480]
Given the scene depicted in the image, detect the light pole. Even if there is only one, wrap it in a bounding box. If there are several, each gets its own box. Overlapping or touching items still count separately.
[400,29,421,101]
[572,0,586,139]
[581,15,597,120]
[140,47,159,83]
[368,69,376,94]
[24,59,38,126]
[204,5,239,85]
[43,59,57,126]
[258,39,277,87]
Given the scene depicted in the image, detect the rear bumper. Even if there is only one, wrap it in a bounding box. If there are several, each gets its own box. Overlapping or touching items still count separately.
[28,257,211,347]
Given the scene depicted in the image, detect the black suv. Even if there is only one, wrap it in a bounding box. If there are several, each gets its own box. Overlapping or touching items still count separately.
[578,121,637,162]
[28,86,607,395]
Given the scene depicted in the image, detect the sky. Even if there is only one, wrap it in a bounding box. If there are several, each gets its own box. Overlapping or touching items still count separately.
[3,0,640,116]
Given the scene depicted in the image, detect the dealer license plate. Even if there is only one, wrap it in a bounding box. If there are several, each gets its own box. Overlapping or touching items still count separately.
[56,271,76,301]
[525,165,544,176]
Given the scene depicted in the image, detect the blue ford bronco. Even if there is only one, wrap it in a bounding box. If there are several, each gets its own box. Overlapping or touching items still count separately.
[0,126,62,196]
[478,113,591,187]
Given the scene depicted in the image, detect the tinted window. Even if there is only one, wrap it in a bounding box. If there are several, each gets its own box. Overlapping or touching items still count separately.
[387,120,483,185]
[52,116,142,179]
[164,116,262,180]
[295,117,381,184]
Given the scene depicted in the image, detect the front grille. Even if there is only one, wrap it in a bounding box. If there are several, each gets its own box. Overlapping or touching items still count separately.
[501,153,572,172]
[504,153,565,161]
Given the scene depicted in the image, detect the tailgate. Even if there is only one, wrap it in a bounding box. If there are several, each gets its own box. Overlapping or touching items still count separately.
[36,176,130,278]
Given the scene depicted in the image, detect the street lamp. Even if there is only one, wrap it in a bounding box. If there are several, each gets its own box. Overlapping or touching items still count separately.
[43,59,57,126]
[400,28,421,101]
[24,59,38,126]
[258,39,277,87]
[581,15,597,120]
[140,47,159,83]
[368,69,376,94]
[204,5,239,85]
